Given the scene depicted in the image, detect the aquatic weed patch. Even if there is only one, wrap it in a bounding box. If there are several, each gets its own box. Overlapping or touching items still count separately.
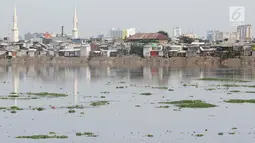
[152,87,168,90]
[67,105,84,109]
[159,100,216,108]
[76,132,98,137]
[16,135,68,139]
[140,93,152,96]
[26,92,68,97]
[199,78,249,82]
[146,134,154,137]
[32,107,44,111]
[10,106,23,110]
[224,99,255,104]
[90,101,109,106]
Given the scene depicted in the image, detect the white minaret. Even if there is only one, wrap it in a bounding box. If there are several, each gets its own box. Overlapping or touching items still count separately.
[72,5,78,39]
[12,5,19,42]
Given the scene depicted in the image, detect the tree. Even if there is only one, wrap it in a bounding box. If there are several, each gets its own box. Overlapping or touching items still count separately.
[178,36,194,44]
[157,31,169,37]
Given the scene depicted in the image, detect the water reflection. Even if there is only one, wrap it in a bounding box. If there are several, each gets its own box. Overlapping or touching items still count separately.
[5,65,255,91]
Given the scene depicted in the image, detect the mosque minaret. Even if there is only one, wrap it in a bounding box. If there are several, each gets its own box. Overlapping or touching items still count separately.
[72,5,79,39]
[12,5,19,42]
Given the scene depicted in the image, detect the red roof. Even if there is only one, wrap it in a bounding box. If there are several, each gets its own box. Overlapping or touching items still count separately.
[127,33,168,40]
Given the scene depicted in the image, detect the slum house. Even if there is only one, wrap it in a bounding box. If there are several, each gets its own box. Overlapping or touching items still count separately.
[199,45,216,56]
[127,33,169,44]
[143,43,164,57]
[168,44,186,57]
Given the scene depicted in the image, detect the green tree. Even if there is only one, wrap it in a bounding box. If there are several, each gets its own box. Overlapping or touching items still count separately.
[178,36,194,44]
[157,31,169,37]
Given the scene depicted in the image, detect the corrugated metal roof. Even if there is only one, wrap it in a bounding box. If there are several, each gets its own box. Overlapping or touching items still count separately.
[127,33,168,40]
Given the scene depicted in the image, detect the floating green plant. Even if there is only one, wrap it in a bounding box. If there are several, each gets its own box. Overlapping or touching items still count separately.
[140,93,152,96]
[10,110,17,114]
[67,105,84,109]
[33,107,44,111]
[68,110,76,113]
[100,96,106,98]
[206,88,216,91]
[159,100,216,108]
[229,132,235,135]
[49,132,56,135]
[158,106,170,108]
[199,78,249,82]
[168,89,174,91]
[245,91,255,93]
[230,90,241,93]
[232,127,238,130]
[218,132,224,135]
[8,95,19,98]
[10,106,23,110]
[100,92,110,94]
[146,134,154,137]
[76,132,98,137]
[0,107,7,110]
[195,134,204,137]
[90,101,109,106]
[16,135,68,139]
[27,92,68,97]
[224,99,255,104]
[152,87,168,90]
[116,86,125,89]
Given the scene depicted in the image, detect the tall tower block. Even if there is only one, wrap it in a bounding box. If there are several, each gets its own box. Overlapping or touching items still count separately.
[72,5,79,39]
[12,5,19,42]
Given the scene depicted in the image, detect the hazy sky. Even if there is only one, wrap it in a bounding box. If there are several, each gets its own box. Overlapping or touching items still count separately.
[0,0,253,38]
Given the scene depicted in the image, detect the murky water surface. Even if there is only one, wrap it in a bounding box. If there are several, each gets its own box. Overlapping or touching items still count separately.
[1,65,255,143]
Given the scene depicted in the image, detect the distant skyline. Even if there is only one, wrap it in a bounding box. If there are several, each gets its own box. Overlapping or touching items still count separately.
[0,0,253,38]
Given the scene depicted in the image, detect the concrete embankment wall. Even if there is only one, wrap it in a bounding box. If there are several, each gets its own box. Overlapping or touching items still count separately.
[0,56,254,68]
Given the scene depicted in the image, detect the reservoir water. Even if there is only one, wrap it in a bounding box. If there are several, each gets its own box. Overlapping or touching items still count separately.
[1,64,255,143]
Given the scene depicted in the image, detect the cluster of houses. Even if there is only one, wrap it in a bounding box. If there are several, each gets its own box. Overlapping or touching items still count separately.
[0,32,255,59]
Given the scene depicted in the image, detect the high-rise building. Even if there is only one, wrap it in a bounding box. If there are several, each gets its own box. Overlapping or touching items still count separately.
[122,28,136,39]
[109,28,136,39]
[72,5,79,39]
[237,24,252,41]
[173,27,181,37]
[207,30,222,42]
[12,5,19,42]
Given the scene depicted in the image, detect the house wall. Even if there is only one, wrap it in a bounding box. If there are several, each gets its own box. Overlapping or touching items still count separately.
[80,45,91,57]
[17,50,28,57]
[143,47,152,57]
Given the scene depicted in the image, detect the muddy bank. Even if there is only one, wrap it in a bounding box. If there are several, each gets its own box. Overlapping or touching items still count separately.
[0,56,254,68]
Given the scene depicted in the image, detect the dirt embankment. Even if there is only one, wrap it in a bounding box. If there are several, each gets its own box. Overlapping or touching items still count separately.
[0,56,254,68]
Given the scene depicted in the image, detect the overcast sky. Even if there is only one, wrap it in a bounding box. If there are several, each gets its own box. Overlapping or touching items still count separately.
[0,0,253,38]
